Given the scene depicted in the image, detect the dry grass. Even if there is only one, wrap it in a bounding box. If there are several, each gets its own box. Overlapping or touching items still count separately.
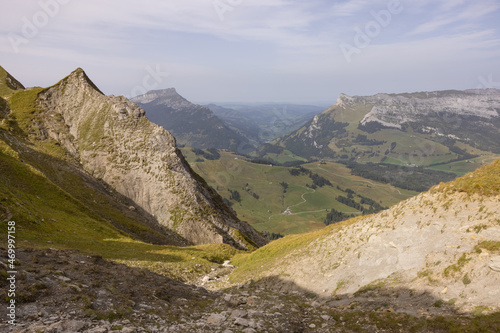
[433,159,500,196]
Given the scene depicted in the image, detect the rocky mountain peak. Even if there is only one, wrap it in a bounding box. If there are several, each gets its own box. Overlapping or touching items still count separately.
[279,88,500,159]
[131,88,194,110]
[33,69,267,249]
[62,67,104,95]
[335,93,354,108]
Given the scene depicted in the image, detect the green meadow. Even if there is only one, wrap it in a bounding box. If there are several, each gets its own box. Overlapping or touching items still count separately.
[182,149,417,235]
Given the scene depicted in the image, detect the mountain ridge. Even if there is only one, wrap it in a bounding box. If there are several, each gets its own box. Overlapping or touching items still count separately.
[276,89,500,162]
[1,66,266,249]
[207,103,321,144]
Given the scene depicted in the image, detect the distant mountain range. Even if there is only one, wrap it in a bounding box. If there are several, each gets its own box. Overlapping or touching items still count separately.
[131,89,323,154]
[131,89,249,151]
[206,103,322,144]
[273,90,500,166]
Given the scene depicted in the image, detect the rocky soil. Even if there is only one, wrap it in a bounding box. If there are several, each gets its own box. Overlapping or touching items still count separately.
[2,248,500,333]
[240,191,500,316]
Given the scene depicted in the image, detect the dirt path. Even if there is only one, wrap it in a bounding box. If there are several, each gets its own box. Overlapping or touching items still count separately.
[268,186,316,220]
[288,186,315,209]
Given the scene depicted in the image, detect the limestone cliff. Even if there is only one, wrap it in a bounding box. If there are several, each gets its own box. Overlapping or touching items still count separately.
[35,68,266,249]
[278,89,500,160]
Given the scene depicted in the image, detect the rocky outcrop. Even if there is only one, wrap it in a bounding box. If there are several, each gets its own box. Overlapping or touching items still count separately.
[356,89,500,153]
[35,68,266,249]
[358,89,500,127]
[235,160,500,312]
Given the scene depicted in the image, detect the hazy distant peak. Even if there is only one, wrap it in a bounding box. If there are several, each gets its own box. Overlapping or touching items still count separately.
[335,93,353,108]
[131,88,193,108]
[347,88,500,101]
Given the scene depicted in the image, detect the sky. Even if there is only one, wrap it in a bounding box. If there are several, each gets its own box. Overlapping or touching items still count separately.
[1,0,500,104]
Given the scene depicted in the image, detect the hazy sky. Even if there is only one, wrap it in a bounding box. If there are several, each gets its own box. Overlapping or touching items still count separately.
[1,0,500,103]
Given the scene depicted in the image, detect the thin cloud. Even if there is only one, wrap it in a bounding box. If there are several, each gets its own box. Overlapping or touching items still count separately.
[1,0,499,102]
[440,0,466,11]
[330,0,373,17]
[410,1,500,35]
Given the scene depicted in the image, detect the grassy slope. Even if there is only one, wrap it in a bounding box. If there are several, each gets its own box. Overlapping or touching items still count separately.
[0,66,24,98]
[182,149,416,235]
[0,139,240,281]
[0,97,7,118]
[230,216,365,282]
[230,158,500,282]
[435,159,500,196]
[0,88,241,283]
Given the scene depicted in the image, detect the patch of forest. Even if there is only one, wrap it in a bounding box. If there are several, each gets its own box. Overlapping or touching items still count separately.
[344,162,456,192]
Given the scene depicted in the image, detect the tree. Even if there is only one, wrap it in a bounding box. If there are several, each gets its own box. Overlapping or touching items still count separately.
[229,189,241,203]
[324,209,353,225]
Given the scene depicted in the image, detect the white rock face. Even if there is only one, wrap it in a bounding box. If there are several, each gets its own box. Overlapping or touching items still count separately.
[256,189,500,311]
[281,88,500,159]
[305,115,322,139]
[357,89,500,128]
[36,69,266,249]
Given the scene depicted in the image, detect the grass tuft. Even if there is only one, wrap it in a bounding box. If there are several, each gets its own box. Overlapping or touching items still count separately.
[434,159,500,196]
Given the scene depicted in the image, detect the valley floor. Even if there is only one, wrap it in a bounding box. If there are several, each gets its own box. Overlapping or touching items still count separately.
[2,248,499,333]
